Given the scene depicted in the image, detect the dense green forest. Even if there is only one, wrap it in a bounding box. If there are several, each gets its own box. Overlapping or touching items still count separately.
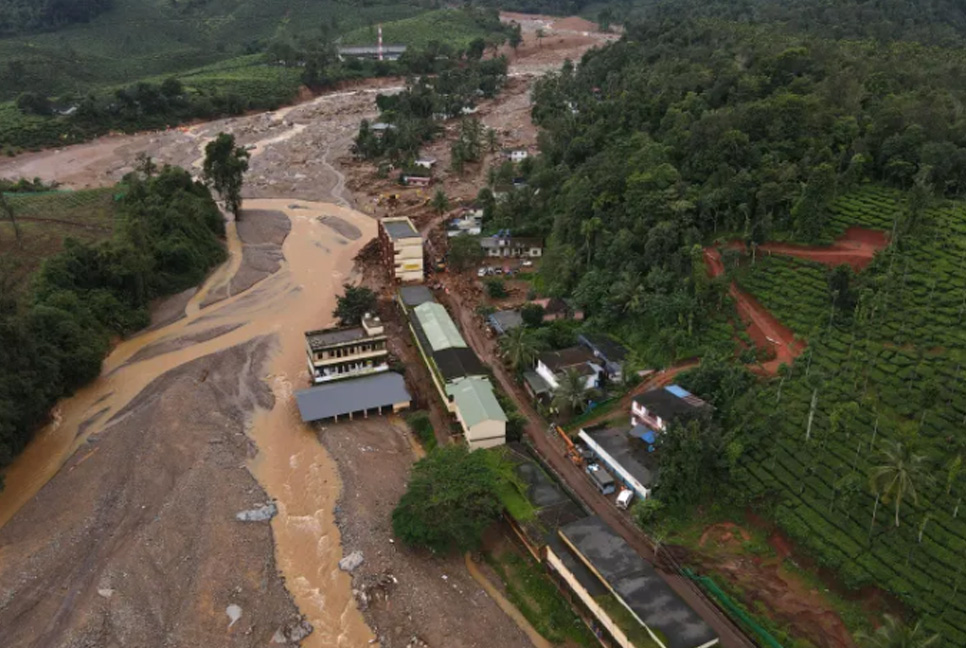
[0,166,226,479]
[0,0,112,35]
[510,7,966,645]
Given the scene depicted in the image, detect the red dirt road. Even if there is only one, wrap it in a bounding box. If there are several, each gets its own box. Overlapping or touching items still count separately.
[732,227,889,272]
[705,248,806,374]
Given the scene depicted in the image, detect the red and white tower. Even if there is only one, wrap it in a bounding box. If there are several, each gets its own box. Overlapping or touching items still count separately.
[377,24,383,61]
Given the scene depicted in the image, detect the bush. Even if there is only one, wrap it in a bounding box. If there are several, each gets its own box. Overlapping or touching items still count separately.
[485,278,507,298]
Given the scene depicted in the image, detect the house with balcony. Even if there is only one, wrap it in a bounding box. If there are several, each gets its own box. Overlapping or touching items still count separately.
[630,385,711,432]
[480,234,543,259]
[304,313,389,384]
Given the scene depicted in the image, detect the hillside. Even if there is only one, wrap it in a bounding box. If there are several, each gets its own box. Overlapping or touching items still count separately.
[0,188,118,284]
[501,6,966,645]
[0,0,424,101]
[727,185,966,643]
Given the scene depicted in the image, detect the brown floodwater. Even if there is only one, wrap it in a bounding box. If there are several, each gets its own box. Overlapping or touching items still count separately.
[0,198,377,647]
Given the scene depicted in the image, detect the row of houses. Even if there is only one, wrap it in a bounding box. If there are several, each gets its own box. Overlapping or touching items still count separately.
[504,445,719,648]
[398,285,508,449]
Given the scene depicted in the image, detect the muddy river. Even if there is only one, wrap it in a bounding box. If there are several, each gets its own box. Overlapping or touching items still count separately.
[0,196,377,645]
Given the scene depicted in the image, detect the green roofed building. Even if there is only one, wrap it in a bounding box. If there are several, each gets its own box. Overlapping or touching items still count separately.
[445,377,507,449]
[413,302,466,351]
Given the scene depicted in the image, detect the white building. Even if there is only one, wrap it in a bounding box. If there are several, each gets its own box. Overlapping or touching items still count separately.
[535,346,601,392]
[380,216,424,282]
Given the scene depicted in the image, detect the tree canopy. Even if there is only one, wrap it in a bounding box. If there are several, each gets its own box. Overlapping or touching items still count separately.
[333,284,377,326]
[202,133,249,219]
[0,165,226,478]
[392,444,510,553]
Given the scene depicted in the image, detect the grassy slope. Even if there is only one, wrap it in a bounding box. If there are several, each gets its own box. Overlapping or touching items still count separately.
[0,189,118,284]
[0,0,423,101]
[733,184,966,644]
[341,8,498,49]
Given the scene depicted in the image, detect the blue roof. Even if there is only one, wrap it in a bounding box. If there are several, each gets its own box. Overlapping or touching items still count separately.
[665,384,692,398]
[295,373,410,422]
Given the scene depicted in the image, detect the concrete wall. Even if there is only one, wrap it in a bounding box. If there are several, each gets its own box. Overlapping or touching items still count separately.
[465,419,506,450]
[546,547,639,648]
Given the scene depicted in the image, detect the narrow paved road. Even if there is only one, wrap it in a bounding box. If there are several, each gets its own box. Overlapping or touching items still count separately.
[437,287,758,648]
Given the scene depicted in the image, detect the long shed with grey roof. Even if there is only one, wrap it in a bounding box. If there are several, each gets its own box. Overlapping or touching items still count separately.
[559,516,719,648]
[295,372,411,422]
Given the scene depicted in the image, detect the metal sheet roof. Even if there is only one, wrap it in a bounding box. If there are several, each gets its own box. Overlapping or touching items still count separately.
[295,373,410,422]
[413,302,466,351]
[445,377,507,429]
[398,285,434,308]
[560,516,718,648]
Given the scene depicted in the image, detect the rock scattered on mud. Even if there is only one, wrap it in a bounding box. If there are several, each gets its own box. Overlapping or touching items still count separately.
[339,550,365,572]
[235,502,277,522]
[272,616,314,644]
[226,604,242,628]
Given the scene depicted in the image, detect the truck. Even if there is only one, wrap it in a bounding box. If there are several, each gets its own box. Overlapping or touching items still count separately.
[586,463,616,495]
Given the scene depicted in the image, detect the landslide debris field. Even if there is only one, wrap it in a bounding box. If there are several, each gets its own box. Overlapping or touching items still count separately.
[0,16,613,648]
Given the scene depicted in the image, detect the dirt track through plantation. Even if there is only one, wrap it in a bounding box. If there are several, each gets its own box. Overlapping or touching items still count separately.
[706,227,888,372]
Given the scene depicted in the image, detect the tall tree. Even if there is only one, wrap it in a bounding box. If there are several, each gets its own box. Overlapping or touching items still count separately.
[392,445,512,553]
[869,440,930,528]
[431,188,450,216]
[333,284,377,326]
[203,133,250,219]
[552,367,593,415]
[499,326,545,371]
[0,192,22,248]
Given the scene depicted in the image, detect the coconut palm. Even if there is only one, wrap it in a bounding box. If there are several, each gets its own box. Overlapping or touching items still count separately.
[431,188,449,216]
[869,440,930,528]
[498,327,544,372]
[855,614,939,648]
[552,367,594,416]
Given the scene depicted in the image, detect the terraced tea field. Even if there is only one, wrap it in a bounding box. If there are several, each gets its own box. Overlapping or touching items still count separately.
[733,185,966,644]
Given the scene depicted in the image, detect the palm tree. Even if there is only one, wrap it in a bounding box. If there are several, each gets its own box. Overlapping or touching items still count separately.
[869,440,930,528]
[498,327,544,372]
[855,614,939,648]
[431,188,449,216]
[552,367,594,416]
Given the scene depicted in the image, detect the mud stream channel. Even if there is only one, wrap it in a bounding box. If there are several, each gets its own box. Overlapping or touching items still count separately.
[0,198,376,646]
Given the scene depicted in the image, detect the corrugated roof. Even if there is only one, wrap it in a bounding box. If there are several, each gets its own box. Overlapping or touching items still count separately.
[433,347,485,382]
[445,377,507,429]
[295,373,410,422]
[398,285,434,307]
[413,302,466,351]
[560,515,718,648]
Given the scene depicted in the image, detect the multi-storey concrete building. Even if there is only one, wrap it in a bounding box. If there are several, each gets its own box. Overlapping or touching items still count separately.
[379,216,424,282]
[304,313,388,384]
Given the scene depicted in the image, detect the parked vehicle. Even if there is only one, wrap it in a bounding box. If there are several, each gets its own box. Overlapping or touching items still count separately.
[522,260,533,267]
[477,267,486,278]
[616,489,634,510]
[586,463,616,495]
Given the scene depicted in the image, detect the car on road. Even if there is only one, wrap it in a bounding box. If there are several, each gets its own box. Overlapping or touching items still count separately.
[522,260,533,267]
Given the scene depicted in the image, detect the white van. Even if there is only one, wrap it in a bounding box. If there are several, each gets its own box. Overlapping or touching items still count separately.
[616,489,634,511]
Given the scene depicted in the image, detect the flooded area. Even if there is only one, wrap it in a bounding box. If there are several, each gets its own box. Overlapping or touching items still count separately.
[0,16,616,645]
[0,199,376,646]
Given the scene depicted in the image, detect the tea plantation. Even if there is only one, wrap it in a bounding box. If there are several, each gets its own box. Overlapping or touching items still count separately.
[733,185,966,643]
